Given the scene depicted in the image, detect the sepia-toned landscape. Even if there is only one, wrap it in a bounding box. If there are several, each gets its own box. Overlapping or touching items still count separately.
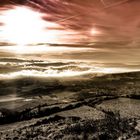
[0,0,140,139]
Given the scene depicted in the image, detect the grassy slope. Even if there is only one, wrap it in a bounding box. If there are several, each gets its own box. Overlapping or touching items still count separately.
[0,71,139,139]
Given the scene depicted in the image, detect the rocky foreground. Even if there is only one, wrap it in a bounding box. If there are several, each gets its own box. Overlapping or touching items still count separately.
[0,72,139,140]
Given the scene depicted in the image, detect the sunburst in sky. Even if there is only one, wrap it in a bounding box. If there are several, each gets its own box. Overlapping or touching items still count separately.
[0,0,140,76]
[0,6,81,45]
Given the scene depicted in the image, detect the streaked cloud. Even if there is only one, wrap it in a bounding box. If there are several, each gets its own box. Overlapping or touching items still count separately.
[0,0,139,72]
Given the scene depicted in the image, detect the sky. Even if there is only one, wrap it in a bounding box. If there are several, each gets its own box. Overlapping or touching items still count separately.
[0,0,140,72]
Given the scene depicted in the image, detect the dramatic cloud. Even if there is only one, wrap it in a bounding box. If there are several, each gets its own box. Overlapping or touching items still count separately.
[1,0,140,43]
[0,0,140,71]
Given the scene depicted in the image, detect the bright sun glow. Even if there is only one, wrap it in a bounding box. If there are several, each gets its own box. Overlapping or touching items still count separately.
[0,6,71,45]
[0,6,47,45]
